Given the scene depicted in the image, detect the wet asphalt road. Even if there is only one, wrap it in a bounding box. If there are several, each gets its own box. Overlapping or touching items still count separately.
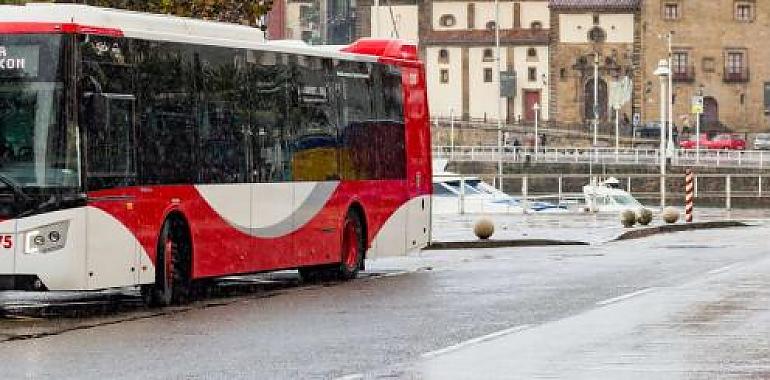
[0,225,768,379]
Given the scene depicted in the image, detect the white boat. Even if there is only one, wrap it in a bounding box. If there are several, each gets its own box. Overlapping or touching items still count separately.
[582,177,645,213]
[432,160,566,214]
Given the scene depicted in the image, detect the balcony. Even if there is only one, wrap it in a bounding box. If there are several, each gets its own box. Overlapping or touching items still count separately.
[671,65,695,82]
[724,68,750,83]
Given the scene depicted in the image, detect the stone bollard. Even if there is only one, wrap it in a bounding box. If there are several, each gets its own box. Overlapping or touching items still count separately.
[620,210,637,228]
[474,218,495,240]
[661,207,680,224]
[636,208,654,226]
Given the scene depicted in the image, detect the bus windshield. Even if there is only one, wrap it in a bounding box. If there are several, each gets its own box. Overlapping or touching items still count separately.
[0,34,81,219]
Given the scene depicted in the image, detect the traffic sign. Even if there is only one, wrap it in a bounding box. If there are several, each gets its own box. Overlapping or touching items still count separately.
[692,96,704,114]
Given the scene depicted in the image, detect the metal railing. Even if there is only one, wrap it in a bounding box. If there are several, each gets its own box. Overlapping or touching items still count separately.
[433,146,770,169]
[434,172,769,214]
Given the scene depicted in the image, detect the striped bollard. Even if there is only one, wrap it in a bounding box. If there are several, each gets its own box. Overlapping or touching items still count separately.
[685,169,694,223]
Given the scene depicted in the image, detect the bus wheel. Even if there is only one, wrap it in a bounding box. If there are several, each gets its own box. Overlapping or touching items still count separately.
[148,217,192,306]
[336,210,364,280]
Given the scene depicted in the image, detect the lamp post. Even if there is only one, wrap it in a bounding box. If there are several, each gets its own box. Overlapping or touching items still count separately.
[593,53,599,147]
[654,59,670,208]
[661,32,675,157]
[449,107,455,161]
[533,102,540,160]
[696,85,704,163]
[494,0,503,191]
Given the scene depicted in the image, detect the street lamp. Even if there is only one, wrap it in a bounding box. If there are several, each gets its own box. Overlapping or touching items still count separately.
[593,53,599,147]
[662,32,675,158]
[654,58,670,208]
[494,0,503,191]
[533,102,540,160]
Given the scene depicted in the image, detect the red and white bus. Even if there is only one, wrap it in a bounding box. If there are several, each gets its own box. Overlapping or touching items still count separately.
[0,4,431,305]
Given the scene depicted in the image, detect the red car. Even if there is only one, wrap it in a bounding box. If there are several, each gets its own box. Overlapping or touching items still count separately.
[679,134,707,149]
[708,133,747,150]
[680,133,746,150]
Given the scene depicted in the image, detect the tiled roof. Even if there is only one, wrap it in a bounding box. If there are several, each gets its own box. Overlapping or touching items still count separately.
[549,0,641,10]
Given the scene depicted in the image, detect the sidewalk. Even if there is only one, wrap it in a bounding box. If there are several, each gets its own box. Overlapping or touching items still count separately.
[406,253,770,379]
[432,209,770,245]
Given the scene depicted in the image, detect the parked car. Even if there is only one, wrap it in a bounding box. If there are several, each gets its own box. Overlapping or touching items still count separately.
[754,133,770,150]
[679,134,706,149]
[709,133,747,150]
[682,133,746,150]
[633,122,679,148]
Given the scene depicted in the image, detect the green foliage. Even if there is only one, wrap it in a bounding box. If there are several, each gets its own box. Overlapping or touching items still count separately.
[0,0,272,26]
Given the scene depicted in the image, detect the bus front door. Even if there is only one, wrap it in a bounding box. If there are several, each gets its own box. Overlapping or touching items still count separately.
[83,93,144,289]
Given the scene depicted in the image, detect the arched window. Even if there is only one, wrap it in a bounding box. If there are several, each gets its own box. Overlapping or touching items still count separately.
[530,21,543,30]
[482,48,494,62]
[438,49,450,64]
[439,14,457,27]
[486,21,497,30]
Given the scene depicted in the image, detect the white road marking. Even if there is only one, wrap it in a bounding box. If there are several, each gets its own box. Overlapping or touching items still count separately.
[596,288,655,306]
[708,263,740,275]
[421,324,531,359]
[334,374,364,380]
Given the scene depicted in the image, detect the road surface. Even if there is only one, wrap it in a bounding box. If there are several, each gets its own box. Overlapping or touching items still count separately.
[0,225,768,379]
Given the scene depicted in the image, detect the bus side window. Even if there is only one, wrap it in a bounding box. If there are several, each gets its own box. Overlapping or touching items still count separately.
[83,94,136,191]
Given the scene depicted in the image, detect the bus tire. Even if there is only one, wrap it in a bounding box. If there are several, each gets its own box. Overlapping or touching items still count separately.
[336,209,365,280]
[148,216,192,306]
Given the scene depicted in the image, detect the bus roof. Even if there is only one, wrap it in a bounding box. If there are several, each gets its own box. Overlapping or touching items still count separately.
[0,3,416,63]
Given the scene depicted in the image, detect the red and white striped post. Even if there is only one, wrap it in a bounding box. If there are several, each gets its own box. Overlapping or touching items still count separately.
[685,169,695,223]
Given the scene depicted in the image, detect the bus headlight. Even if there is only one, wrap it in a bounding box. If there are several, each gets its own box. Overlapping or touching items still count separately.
[24,221,69,255]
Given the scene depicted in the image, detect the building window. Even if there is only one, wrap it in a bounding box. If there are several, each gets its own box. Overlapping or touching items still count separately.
[482,48,495,62]
[727,52,744,73]
[663,2,679,20]
[560,68,567,80]
[484,68,493,83]
[672,51,692,81]
[438,49,449,64]
[725,50,749,82]
[530,21,543,30]
[527,48,538,58]
[440,69,449,84]
[702,57,716,73]
[735,2,754,22]
[528,67,537,82]
[588,27,606,43]
[486,21,497,30]
[593,14,600,25]
[439,14,457,27]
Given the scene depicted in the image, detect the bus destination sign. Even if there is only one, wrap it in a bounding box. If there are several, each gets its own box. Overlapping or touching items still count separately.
[0,45,40,77]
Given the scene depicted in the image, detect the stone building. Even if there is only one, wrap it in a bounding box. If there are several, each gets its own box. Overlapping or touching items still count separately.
[416,0,552,122]
[642,0,770,132]
[547,0,642,127]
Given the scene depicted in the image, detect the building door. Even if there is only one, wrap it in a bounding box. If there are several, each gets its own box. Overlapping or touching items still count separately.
[703,96,719,127]
[523,90,541,122]
[584,78,608,121]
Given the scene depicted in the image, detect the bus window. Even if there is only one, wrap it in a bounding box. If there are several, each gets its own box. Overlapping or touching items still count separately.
[196,45,249,184]
[244,50,290,183]
[83,93,136,191]
[290,55,338,182]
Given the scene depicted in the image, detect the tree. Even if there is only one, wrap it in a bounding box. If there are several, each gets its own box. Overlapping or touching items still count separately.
[0,0,272,27]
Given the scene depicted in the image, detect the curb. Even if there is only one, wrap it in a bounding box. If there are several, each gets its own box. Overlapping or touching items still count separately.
[613,220,750,241]
[425,239,589,250]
